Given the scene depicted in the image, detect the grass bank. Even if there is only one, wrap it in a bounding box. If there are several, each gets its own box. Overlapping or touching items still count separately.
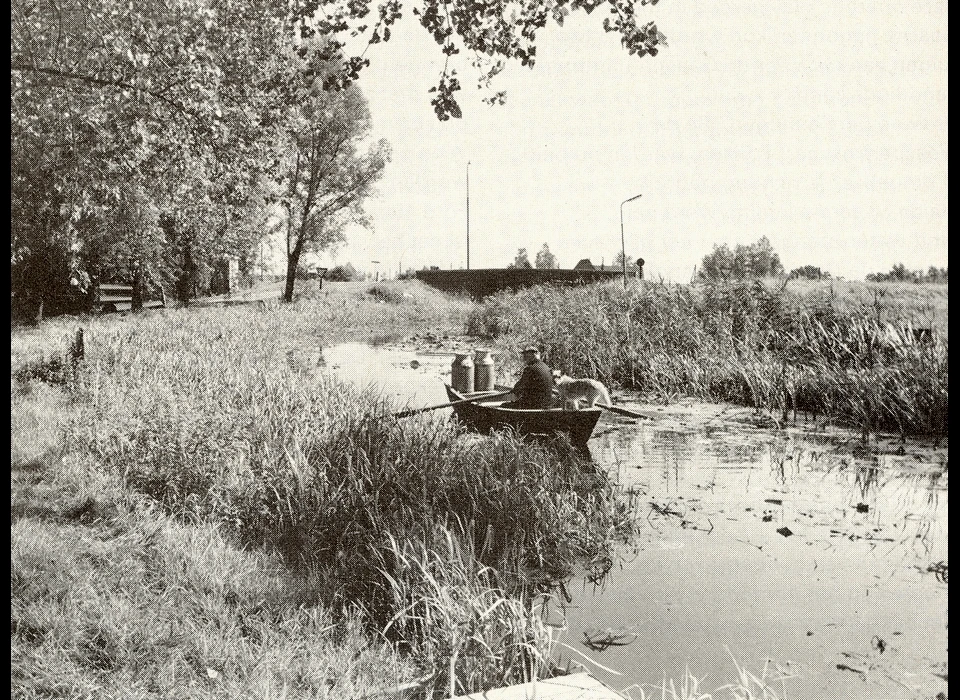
[468,278,948,439]
[11,288,634,698]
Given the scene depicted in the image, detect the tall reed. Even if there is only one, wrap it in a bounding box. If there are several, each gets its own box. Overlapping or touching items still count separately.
[468,279,948,438]
[14,304,635,695]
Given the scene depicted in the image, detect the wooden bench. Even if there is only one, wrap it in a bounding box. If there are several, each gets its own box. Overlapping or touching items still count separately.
[94,283,166,313]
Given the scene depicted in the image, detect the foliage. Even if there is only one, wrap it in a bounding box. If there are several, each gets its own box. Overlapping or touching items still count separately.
[11,452,416,698]
[11,0,290,313]
[287,0,670,120]
[535,243,559,270]
[867,263,948,284]
[11,0,670,323]
[368,282,409,303]
[10,294,633,695]
[508,248,532,269]
[274,49,391,302]
[697,237,784,281]
[327,263,359,281]
[789,265,830,280]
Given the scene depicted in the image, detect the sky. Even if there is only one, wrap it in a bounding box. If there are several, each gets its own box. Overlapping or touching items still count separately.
[283,1,948,282]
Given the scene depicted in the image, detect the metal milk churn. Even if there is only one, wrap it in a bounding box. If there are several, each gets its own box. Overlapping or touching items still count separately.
[451,352,475,393]
[473,349,495,391]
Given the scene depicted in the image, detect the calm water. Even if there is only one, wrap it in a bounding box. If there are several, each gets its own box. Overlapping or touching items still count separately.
[322,343,948,700]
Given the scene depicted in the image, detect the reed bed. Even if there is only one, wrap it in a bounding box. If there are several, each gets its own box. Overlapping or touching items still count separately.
[468,279,948,439]
[12,295,635,696]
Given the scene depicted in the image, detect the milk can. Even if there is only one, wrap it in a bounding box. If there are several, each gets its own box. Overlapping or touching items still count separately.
[451,353,475,393]
[473,349,495,391]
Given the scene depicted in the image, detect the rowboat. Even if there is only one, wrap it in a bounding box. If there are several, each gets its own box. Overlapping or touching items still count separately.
[445,384,602,445]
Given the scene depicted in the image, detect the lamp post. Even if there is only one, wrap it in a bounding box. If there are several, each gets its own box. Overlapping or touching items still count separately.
[620,194,642,289]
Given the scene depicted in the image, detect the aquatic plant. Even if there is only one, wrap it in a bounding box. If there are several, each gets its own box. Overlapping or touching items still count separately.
[469,279,948,439]
[621,650,792,700]
[12,296,635,696]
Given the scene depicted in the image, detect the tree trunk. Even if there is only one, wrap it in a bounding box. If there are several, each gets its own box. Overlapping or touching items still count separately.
[131,265,144,312]
[176,241,196,305]
[283,248,301,303]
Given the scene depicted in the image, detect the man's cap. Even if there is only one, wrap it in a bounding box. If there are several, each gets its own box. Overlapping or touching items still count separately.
[521,346,540,354]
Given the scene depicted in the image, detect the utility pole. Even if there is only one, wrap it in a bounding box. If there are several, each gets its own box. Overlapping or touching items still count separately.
[620,194,642,289]
[466,161,471,270]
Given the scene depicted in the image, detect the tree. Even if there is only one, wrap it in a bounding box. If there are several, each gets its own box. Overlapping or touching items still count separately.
[508,248,532,269]
[11,0,289,314]
[288,0,669,120]
[789,265,830,280]
[274,49,391,302]
[535,243,558,270]
[697,238,785,281]
[866,264,947,283]
[613,251,634,268]
[747,236,784,277]
[327,263,358,281]
[11,0,669,315]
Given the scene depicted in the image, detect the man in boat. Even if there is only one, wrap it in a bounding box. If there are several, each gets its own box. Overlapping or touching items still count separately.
[502,346,555,409]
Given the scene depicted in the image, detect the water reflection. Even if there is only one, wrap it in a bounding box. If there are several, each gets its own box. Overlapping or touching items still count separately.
[322,343,948,700]
[590,421,947,565]
[574,408,947,700]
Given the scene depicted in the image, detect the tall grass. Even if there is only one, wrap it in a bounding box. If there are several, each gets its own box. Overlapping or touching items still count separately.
[12,295,635,696]
[11,451,417,699]
[468,279,948,439]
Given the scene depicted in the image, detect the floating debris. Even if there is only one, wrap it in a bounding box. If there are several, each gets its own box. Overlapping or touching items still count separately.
[582,628,639,652]
[777,526,794,537]
[836,663,867,676]
[927,561,948,583]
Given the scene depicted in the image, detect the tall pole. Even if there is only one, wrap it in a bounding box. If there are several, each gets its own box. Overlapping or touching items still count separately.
[620,193,642,289]
[466,161,471,270]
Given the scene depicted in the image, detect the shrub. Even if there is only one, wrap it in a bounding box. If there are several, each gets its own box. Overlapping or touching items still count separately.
[368,283,408,303]
[327,263,357,281]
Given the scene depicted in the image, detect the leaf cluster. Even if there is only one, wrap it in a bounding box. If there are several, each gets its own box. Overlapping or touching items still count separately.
[291,0,669,120]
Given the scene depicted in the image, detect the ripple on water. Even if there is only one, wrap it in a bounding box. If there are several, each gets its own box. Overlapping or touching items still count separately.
[323,342,948,700]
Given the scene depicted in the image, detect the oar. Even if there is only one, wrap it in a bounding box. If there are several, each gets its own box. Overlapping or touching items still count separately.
[600,404,654,420]
[393,391,513,419]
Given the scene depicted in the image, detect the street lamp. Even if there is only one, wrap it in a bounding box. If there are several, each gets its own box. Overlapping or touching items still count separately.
[620,194,642,289]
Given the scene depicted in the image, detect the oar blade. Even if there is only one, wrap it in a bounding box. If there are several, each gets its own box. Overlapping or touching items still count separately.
[602,404,653,420]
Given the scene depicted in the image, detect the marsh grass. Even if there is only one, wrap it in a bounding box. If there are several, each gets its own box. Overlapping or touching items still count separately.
[11,445,417,699]
[622,650,793,700]
[378,528,559,698]
[469,279,948,439]
[12,293,635,697]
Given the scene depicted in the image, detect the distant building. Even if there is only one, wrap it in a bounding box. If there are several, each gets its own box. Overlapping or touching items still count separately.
[573,258,643,278]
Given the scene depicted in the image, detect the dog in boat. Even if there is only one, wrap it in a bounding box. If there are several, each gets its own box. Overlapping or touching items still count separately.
[553,372,612,410]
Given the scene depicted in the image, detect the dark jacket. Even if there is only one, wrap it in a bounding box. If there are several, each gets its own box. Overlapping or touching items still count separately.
[511,360,555,409]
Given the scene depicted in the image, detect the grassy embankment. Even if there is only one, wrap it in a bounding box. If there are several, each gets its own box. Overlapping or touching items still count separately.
[11,280,637,699]
[469,278,948,440]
